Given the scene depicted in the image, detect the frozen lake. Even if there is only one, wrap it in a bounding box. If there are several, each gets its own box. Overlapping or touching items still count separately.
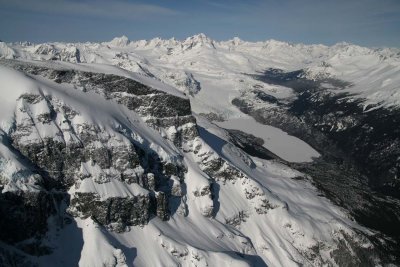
[216,115,320,162]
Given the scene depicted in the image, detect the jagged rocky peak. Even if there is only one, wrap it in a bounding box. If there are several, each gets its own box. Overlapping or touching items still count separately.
[121,36,179,50]
[182,33,216,50]
[34,43,58,57]
[230,36,243,46]
[146,37,179,48]
[108,35,130,47]
[60,46,80,63]
[262,39,294,50]
[32,43,81,62]
[0,42,16,59]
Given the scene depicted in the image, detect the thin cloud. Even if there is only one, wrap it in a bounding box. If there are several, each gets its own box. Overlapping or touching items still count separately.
[0,0,398,46]
[0,0,179,20]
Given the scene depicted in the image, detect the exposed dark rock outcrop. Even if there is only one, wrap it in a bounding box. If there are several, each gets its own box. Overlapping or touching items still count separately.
[0,60,199,262]
[70,192,150,231]
[2,59,198,147]
[225,129,279,160]
[0,191,58,243]
[155,191,169,221]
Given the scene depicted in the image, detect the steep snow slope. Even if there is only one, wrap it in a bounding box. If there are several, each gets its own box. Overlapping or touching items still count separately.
[0,60,389,266]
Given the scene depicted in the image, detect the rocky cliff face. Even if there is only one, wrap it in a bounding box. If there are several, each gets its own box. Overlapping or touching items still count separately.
[0,60,196,263]
[6,61,198,146]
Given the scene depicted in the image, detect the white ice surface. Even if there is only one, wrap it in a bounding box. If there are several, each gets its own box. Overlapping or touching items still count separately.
[215,114,320,162]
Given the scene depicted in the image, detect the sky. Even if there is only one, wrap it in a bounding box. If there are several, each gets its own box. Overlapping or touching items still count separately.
[0,0,399,47]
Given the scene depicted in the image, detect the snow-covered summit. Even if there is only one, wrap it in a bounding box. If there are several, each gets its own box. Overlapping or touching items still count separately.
[230,36,244,46]
[181,33,216,50]
[107,35,130,47]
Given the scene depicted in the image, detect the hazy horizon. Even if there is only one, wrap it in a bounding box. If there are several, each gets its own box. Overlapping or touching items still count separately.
[1,0,399,47]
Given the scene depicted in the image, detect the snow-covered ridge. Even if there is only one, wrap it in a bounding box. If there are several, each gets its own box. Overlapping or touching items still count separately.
[4,33,399,58]
[1,34,399,109]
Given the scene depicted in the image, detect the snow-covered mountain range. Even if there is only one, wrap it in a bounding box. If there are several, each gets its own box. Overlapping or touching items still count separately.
[0,35,399,266]
[2,34,400,109]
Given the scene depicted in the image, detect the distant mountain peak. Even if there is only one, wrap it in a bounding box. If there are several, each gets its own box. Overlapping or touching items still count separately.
[231,36,242,45]
[189,33,209,39]
[182,33,215,50]
[108,35,130,46]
